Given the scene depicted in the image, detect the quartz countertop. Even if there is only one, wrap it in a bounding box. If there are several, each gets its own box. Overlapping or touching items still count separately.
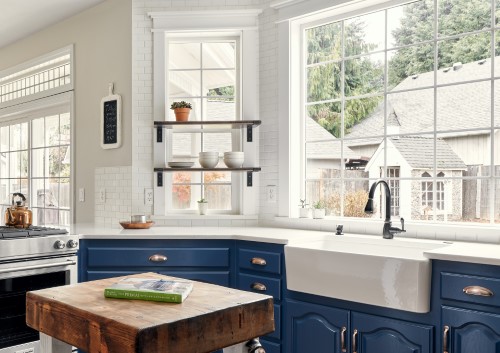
[71,224,500,266]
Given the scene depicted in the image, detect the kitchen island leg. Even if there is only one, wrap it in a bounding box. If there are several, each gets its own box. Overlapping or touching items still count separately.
[40,333,72,353]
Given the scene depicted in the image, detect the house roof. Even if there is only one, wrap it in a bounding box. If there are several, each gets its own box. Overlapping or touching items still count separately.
[374,136,467,170]
[346,57,499,143]
[306,117,360,160]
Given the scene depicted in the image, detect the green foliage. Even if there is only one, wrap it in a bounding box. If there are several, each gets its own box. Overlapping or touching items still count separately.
[170,101,192,109]
[389,0,498,87]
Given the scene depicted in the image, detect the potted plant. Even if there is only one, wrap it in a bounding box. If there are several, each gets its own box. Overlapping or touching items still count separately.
[298,199,311,218]
[312,200,326,219]
[170,101,192,122]
[197,198,208,215]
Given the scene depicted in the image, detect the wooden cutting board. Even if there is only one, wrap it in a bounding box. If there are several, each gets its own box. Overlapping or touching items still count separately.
[26,272,274,353]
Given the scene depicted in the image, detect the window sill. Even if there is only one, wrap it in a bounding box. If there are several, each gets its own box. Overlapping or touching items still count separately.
[267,216,500,244]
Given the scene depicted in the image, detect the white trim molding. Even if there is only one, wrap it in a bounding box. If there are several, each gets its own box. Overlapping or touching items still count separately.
[149,10,262,32]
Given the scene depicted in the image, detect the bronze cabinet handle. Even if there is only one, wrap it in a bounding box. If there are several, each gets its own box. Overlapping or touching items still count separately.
[352,329,358,353]
[251,282,267,291]
[148,254,167,262]
[443,326,449,353]
[251,257,267,266]
[463,285,493,297]
[340,327,347,352]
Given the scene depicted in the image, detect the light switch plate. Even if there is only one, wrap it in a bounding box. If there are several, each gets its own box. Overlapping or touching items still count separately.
[79,188,85,202]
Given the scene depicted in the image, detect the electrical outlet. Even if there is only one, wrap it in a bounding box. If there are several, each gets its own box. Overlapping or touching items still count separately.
[145,188,153,206]
[99,188,106,203]
[79,188,85,202]
[266,185,277,203]
[15,348,34,353]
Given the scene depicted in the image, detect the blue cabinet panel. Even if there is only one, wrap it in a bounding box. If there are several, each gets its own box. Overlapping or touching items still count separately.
[259,339,280,353]
[87,247,230,268]
[441,272,500,308]
[238,273,281,300]
[442,306,500,353]
[266,304,281,340]
[352,312,433,353]
[238,248,281,275]
[285,299,349,353]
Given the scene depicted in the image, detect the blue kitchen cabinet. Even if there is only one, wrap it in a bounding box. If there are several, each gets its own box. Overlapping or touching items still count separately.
[235,241,285,353]
[285,299,349,353]
[436,260,500,353]
[442,306,500,353]
[78,239,234,287]
[285,299,432,353]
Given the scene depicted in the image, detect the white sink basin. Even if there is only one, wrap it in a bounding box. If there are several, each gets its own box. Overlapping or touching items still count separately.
[285,235,450,313]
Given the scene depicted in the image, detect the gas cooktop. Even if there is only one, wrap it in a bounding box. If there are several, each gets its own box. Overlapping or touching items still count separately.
[0,226,68,239]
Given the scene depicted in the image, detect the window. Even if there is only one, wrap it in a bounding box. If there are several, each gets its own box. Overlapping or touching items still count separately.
[150,10,260,217]
[167,38,238,213]
[299,0,499,224]
[0,47,73,226]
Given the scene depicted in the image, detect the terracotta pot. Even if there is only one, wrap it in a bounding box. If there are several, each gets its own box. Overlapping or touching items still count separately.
[173,108,191,122]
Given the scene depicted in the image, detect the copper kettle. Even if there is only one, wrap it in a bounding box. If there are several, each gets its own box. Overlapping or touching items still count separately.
[5,193,32,228]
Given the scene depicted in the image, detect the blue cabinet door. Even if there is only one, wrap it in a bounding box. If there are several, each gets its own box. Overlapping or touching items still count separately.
[285,299,349,353]
[442,306,500,353]
[352,312,433,353]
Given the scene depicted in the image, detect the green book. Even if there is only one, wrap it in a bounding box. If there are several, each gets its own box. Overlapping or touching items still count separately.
[104,277,193,303]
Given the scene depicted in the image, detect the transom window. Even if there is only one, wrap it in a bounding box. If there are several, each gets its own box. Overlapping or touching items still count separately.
[302,0,500,224]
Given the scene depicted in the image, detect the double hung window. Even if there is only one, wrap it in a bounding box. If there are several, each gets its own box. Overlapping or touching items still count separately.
[301,0,500,224]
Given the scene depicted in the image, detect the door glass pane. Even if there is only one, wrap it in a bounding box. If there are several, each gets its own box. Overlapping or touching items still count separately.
[0,127,8,152]
[45,115,59,146]
[32,118,44,148]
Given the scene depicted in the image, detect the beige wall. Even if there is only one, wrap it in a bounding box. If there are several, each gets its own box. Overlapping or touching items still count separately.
[0,0,132,222]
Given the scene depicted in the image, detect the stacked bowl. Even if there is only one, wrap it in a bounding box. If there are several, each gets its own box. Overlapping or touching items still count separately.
[199,152,219,168]
[223,152,244,168]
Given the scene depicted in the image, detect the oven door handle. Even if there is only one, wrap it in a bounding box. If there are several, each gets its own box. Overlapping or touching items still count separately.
[0,259,77,274]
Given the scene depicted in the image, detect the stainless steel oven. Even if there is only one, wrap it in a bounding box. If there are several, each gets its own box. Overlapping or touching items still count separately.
[0,227,78,353]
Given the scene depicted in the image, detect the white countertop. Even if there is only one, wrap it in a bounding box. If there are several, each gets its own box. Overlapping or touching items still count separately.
[71,224,500,266]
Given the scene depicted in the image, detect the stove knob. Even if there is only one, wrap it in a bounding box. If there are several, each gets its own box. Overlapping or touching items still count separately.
[54,240,66,249]
[67,239,79,248]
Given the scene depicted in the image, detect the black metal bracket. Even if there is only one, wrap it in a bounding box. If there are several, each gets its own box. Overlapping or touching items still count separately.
[156,126,162,143]
[246,171,253,187]
[247,125,253,142]
[157,172,163,187]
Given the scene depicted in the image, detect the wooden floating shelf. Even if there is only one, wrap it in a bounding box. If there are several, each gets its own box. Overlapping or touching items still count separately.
[154,167,262,172]
[154,120,261,128]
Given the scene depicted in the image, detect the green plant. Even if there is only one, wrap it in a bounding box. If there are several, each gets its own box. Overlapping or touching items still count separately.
[313,200,325,209]
[170,101,192,110]
[299,199,309,208]
[198,198,208,203]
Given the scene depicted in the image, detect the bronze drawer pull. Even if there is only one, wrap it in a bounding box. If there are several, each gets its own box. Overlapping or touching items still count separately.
[148,254,167,262]
[251,282,267,291]
[463,286,493,297]
[251,257,267,266]
[443,326,449,353]
[340,326,347,352]
[352,329,358,353]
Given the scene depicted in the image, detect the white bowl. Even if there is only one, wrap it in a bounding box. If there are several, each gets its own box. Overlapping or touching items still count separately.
[199,152,219,157]
[199,157,219,168]
[224,151,244,157]
[223,157,244,168]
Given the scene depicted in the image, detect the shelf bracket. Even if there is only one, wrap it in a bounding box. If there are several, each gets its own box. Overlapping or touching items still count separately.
[156,126,162,143]
[246,125,253,142]
[246,171,253,187]
[157,172,163,187]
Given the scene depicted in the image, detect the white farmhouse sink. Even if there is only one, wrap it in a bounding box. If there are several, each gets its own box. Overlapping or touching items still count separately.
[285,235,450,313]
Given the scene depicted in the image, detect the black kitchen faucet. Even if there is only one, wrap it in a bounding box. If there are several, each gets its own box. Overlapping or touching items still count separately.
[364,179,405,239]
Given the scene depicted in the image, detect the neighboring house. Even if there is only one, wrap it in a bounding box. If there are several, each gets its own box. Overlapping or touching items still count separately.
[344,57,500,221]
[365,136,466,221]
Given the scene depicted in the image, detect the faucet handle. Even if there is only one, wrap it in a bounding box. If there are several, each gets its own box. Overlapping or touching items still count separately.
[400,217,405,231]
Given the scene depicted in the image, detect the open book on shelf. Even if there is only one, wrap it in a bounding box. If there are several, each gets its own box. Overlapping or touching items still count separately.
[104,276,193,303]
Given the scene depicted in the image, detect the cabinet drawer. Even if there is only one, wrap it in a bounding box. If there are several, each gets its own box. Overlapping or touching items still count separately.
[87,247,230,268]
[441,272,500,308]
[238,273,281,300]
[238,248,281,275]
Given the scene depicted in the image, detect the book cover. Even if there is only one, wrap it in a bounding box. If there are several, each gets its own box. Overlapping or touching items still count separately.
[104,277,193,303]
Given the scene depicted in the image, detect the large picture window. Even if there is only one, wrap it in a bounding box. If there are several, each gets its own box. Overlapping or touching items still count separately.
[303,0,499,223]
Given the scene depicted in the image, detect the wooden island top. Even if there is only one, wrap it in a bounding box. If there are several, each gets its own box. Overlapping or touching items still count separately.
[26,272,274,353]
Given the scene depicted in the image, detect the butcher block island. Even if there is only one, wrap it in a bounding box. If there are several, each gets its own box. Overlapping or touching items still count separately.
[26,272,274,353]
